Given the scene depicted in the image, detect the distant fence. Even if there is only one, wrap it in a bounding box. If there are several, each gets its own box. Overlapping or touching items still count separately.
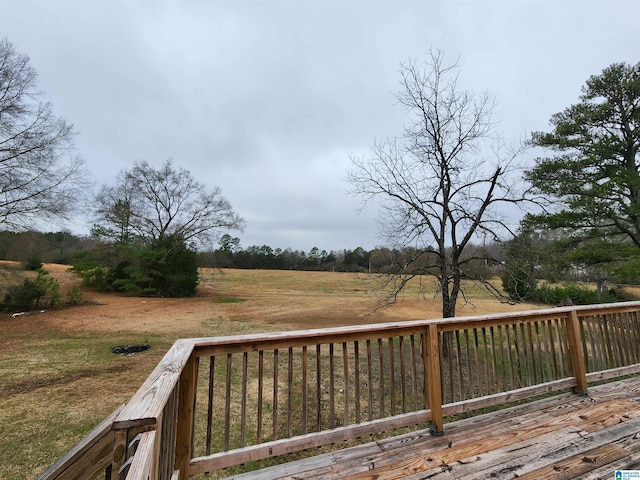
[37,302,640,480]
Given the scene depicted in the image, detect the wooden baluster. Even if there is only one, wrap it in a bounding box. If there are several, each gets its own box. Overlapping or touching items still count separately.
[354,341,361,424]
[241,352,248,447]
[399,336,407,413]
[473,328,482,397]
[629,312,640,364]
[421,333,428,409]
[516,324,526,387]
[454,330,464,401]
[342,342,349,427]
[273,349,279,441]
[302,346,308,434]
[481,327,491,394]
[288,347,294,438]
[489,326,499,392]
[388,337,396,416]
[526,322,536,385]
[532,321,543,382]
[329,343,335,429]
[545,320,559,380]
[205,356,215,455]
[446,331,455,402]
[378,338,385,418]
[316,344,322,431]
[366,339,373,421]
[257,350,264,443]
[621,312,632,366]
[410,334,418,410]
[583,315,598,371]
[540,321,552,381]
[554,318,568,377]
[613,313,625,367]
[504,325,515,390]
[224,354,232,451]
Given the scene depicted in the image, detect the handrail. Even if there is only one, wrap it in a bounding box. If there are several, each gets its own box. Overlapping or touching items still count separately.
[38,301,640,480]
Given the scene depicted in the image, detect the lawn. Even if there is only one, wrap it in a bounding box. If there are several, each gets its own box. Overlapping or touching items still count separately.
[0,262,537,479]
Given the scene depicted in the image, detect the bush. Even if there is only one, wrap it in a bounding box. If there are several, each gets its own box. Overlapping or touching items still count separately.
[23,256,43,271]
[1,268,60,311]
[501,264,538,302]
[70,235,199,298]
[531,283,637,305]
[66,285,83,305]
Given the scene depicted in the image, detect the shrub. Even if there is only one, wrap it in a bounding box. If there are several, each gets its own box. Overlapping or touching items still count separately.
[531,283,636,305]
[66,285,83,305]
[70,235,199,297]
[1,268,60,311]
[501,264,538,302]
[23,256,43,271]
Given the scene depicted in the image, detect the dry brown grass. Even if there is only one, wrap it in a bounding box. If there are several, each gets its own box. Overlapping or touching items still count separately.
[0,262,539,479]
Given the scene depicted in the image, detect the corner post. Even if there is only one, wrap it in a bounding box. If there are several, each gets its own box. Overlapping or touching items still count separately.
[566,309,588,395]
[426,323,444,435]
[175,353,199,479]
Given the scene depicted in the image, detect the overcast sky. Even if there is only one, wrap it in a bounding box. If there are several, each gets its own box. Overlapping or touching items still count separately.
[1,1,638,252]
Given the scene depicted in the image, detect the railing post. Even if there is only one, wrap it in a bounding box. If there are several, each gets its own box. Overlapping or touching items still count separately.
[110,428,128,480]
[566,309,588,395]
[175,353,199,480]
[426,323,444,435]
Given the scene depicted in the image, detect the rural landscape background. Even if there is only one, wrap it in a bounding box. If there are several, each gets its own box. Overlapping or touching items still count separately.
[0,261,542,479]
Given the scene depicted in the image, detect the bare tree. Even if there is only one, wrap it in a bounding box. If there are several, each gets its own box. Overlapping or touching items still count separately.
[0,38,87,229]
[348,49,531,319]
[93,159,245,247]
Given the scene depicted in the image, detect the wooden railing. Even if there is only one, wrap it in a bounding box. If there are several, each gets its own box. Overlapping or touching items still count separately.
[37,302,640,480]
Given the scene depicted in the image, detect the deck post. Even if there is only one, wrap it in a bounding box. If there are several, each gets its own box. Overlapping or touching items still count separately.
[426,323,444,435]
[566,309,588,395]
[175,353,199,479]
[110,428,128,480]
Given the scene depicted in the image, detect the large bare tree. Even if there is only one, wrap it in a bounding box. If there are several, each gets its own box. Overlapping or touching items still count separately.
[93,159,244,247]
[348,49,531,318]
[0,38,87,229]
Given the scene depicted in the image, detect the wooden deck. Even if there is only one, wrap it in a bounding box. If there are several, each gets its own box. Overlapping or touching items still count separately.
[227,376,640,479]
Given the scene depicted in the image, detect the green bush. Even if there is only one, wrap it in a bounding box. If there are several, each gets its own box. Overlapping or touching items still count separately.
[70,235,199,298]
[23,256,43,271]
[66,285,83,305]
[501,265,538,302]
[531,283,636,305]
[1,268,60,311]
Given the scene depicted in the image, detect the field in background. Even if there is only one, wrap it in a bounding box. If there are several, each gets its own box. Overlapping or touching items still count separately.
[0,262,539,480]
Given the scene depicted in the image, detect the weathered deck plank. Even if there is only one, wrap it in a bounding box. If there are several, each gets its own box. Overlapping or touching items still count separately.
[224,377,640,479]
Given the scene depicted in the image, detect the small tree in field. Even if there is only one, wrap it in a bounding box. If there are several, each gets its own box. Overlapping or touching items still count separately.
[349,49,532,319]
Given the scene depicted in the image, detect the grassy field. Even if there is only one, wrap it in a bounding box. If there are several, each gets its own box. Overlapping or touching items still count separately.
[0,262,540,480]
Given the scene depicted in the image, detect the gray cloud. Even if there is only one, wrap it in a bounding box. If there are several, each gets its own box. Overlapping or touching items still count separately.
[2,1,639,251]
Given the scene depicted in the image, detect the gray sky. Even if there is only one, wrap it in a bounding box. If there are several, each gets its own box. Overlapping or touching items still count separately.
[1,1,638,252]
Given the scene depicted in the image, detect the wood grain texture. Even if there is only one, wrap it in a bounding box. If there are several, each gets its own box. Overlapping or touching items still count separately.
[221,377,640,480]
[114,340,194,429]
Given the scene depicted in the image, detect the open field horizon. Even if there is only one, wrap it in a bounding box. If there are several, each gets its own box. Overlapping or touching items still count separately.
[0,262,544,479]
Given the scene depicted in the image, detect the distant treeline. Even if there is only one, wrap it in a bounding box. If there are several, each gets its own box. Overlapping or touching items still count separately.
[197,235,504,275]
[0,230,504,275]
[0,230,96,266]
[198,244,374,272]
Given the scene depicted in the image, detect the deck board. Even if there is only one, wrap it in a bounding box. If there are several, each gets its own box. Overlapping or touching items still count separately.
[224,377,640,479]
